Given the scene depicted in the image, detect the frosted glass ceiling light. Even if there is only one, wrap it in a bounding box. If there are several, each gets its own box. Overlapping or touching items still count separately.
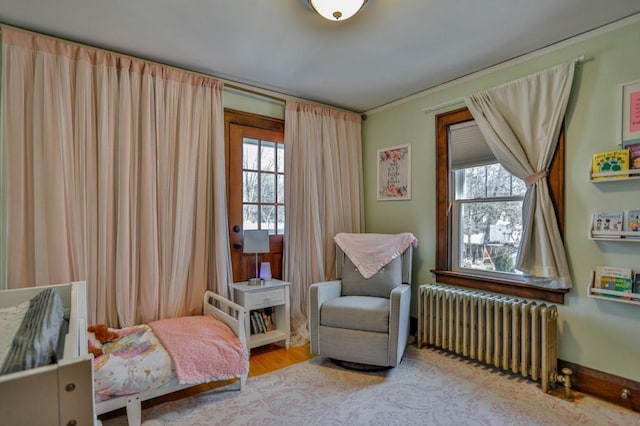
[309,0,368,21]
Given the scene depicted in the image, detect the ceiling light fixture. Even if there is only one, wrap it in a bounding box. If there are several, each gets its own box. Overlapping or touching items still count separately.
[308,0,368,22]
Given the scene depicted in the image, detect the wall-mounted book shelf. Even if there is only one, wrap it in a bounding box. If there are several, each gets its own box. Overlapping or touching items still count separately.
[589,168,640,182]
[588,271,640,306]
[589,230,640,242]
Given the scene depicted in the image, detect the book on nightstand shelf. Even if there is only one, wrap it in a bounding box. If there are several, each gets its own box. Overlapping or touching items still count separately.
[250,313,259,334]
[250,308,276,334]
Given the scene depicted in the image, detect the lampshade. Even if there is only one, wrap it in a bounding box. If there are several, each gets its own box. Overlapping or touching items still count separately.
[243,230,270,254]
[259,262,272,280]
[309,0,368,21]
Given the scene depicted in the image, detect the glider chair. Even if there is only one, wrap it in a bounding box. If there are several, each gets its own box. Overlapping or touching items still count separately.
[309,233,414,368]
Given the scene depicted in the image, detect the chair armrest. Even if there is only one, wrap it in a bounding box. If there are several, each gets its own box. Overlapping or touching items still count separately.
[309,280,342,354]
[310,280,342,305]
[388,284,411,366]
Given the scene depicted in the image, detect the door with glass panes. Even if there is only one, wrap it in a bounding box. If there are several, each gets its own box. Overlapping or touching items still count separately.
[229,123,284,283]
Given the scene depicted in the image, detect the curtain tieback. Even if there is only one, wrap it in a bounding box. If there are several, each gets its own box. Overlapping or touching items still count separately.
[524,169,548,187]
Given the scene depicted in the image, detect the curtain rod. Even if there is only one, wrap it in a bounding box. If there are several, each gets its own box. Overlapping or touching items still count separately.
[422,55,593,114]
[0,23,360,116]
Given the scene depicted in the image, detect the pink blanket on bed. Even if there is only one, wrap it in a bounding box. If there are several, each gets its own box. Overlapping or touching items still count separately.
[148,315,248,385]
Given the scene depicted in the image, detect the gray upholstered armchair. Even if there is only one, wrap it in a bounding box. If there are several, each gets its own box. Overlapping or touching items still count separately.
[309,243,413,368]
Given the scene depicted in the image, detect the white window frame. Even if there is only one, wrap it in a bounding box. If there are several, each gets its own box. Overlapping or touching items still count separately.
[448,122,526,282]
[451,194,525,281]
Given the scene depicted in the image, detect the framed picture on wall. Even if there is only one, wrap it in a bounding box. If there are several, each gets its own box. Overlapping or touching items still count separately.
[621,79,640,145]
[377,144,411,201]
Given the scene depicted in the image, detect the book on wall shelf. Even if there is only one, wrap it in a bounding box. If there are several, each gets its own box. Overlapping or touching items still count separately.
[591,211,624,237]
[634,273,640,294]
[623,141,640,171]
[591,149,629,180]
[593,265,634,298]
[624,209,640,236]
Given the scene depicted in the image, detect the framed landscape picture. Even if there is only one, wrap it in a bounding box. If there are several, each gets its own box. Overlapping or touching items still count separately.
[377,144,411,201]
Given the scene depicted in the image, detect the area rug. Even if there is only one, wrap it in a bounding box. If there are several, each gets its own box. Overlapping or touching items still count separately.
[102,345,637,425]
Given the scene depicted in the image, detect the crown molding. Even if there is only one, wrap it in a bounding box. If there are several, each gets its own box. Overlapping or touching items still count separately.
[365,12,640,115]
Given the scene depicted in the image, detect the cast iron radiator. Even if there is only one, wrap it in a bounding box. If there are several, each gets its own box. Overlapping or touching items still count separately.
[417,283,565,392]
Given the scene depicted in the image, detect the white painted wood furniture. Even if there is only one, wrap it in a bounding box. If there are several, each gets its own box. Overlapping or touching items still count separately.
[230,280,291,349]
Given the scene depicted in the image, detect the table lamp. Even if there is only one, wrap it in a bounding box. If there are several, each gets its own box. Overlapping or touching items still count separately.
[243,229,270,285]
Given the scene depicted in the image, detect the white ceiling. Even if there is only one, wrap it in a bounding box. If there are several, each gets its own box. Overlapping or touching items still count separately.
[1,1,640,113]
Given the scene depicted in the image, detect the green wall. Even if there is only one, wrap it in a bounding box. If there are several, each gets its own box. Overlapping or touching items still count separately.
[362,17,640,381]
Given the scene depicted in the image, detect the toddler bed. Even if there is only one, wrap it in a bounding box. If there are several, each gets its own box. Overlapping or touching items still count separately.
[93,291,249,426]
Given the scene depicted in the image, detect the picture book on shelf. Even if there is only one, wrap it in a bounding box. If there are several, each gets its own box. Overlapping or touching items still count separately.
[623,141,640,170]
[594,266,633,295]
[591,149,629,180]
[592,211,624,233]
[599,276,633,293]
[624,209,640,233]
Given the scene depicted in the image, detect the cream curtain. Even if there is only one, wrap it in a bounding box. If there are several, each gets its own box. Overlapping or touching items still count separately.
[1,27,231,326]
[0,48,5,290]
[284,101,363,345]
[464,62,575,289]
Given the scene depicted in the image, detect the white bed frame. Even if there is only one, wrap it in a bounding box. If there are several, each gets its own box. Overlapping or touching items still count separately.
[0,281,96,426]
[94,290,248,426]
[0,285,247,426]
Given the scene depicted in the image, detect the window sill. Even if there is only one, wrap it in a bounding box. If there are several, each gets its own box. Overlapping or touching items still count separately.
[431,269,567,304]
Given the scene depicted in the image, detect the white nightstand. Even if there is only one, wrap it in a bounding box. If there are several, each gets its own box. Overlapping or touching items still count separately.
[229,279,291,349]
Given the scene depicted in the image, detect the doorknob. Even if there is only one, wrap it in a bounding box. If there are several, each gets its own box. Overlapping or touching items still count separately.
[233,242,242,250]
[233,225,241,233]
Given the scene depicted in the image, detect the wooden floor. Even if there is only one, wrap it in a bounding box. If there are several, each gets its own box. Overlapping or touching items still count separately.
[99,343,314,421]
[246,342,314,377]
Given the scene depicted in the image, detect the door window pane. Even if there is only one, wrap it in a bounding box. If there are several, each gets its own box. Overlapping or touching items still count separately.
[243,205,259,230]
[243,171,259,203]
[277,145,285,173]
[261,141,276,172]
[261,205,276,234]
[277,174,284,203]
[277,206,285,235]
[243,138,259,170]
[261,173,275,203]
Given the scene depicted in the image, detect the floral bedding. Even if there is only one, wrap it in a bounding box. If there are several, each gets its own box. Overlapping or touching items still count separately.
[92,324,175,401]
[92,316,248,402]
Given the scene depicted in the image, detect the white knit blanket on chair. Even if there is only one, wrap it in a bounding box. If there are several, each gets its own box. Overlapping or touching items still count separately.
[333,232,418,279]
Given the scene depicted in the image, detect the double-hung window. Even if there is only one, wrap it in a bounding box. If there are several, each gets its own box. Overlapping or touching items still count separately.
[450,121,526,278]
[434,108,565,303]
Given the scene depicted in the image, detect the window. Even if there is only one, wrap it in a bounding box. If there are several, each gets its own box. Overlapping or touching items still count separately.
[453,164,526,276]
[434,108,566,303]
[242,137,285,235]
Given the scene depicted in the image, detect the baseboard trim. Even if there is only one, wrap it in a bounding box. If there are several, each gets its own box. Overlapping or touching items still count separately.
[558,359,640,412]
